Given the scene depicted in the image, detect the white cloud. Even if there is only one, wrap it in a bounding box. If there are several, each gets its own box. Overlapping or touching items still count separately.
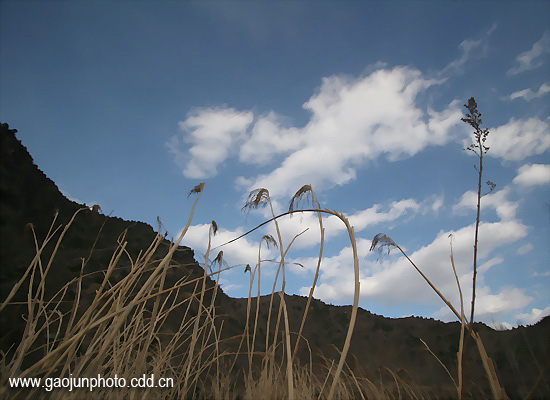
[434,286,533,323]
[439,23,496,76]
[453,187,519,221]
[473,287,532,317]
[349,199,421,229]
[430,195,444,214]
[515,306,550,325]
[483,117,550,161]
[181,223,273,270]
[517,243,534,256]
[260,196,437,251]
[513,164,550,186]
[217,278,244,295]
[171,35,495,196]
[492,321,513,331]
[239,112,303,165]
[166,135,186,170]
[440,39,482,75]
[60,189,97,207]
[176,107,253,179]
[508,31,550,75]
[507,83,550,101]
[291,187,531,324]
[478,256,504,274]
[243,66,460,197]
[532,271,550,277]
[294,237,373,281]
[298,217,529,322]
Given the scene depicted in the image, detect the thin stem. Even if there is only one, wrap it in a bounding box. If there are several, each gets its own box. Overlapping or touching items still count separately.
[470,135,483,326]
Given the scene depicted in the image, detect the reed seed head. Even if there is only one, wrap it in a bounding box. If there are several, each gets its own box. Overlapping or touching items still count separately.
[242,188,270,212]
[289,184,319,212]
[261,234,278,249]
[210,220,218,236]
[213,250,224,267]
[188,182,205,197]
[462,97,490,155]
[370,233,396,255]
[486,180,496,195]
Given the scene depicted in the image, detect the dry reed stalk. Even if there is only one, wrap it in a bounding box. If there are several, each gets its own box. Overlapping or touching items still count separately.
[419,338,457,388]
[2,208,87,384]
[183,219,217,395]
[246,263,256,375]
[0,221,62,313]
[2,207,246,399]
[461,98,491,327]
[265,228,308,399]
[370,233,509,399]
[242,188,295,398]
[449,235,466,400]
[290,185,325,362]
[204,252,224,394]
[250,235,276,378]
[371,234,462,322]
[279,291,294,399]
[9,183,205,383]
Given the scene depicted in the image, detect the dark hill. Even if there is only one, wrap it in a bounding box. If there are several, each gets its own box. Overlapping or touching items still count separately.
[1,122,548,399]
[0,123,243,365]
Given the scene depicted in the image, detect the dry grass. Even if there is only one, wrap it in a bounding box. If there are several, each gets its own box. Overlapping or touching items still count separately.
[0,178,543,399]
[0,181,429,399]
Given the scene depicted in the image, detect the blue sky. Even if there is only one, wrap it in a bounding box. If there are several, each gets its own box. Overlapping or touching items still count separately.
[1,1,549,328]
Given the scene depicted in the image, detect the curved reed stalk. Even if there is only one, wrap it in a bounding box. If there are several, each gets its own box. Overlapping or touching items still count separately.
[289,185,324,362]
[183,218,217,394]
[449,235,466,400]
[251,235,277,374]
[370,233,508,399]
[242,188,294,398]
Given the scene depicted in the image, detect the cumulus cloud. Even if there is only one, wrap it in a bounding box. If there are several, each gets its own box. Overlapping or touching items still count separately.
[217,278,244,295]
[507,31,550,76]
[261,195,439,251]
[170,36,492,195]
[513,164,550,186]
[434,285,533,323]
[175,107,253,179]
[181,223,273,270]
[167,67,461,193]
[517,243,534,256]
[60,189,97,208]
[482,117,550,161]
[293,183,531,324]
[180,193,440,285]
[245,67,461,197]
[453,187,519,221]
[429,195,444,214]
[239,112,303,165]
[515,306,550,325]
[298,217,529,319]
[473,287,533,317]
[507,83,550,101]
